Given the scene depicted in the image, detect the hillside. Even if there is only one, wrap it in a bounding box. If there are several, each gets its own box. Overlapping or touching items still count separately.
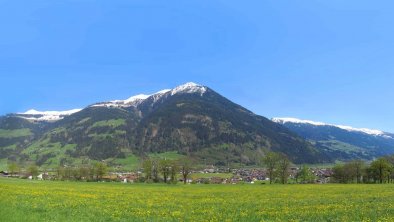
[0,83,325,168]
[272,117,394,160]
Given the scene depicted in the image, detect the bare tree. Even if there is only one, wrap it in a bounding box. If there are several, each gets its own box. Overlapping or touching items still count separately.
[179,157,193,184]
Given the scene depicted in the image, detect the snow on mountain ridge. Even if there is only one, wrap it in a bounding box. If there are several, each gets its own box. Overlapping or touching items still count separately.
[272,117,391,138]
[17,82,207,121]
[92,82,206,108]
[22,109,82,116]
[18,109,82,121]
[123,94,150,104]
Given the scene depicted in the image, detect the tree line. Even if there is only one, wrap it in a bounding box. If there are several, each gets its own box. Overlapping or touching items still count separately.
[141,157,192,184]
[6,162,109,181]
[5,153,394,184]
[332,156,394,184]
[261,151,315,184]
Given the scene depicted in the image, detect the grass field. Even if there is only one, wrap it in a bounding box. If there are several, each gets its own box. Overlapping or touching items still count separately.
[0,178,393,222]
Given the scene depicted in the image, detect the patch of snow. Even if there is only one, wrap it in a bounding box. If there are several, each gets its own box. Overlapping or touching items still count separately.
[272,117,326,126]
[18,109,82,121]
[155,89,171,95]
[272,117,392,138]
[123,94,150,104]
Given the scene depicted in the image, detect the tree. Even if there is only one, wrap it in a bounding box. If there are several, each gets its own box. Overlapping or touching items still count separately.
[170,161,178,184]
[27,164,39,178]
[64,166,73,180]
[78,165,90,181]
[88,165,96,181]
[369,158,391,184]
[142,158,153,182]
[179,157,193,184]
[384,155,394,183]
[152,159,160,183]
[56,166,65,180]
[347,160,365,183]
[277,153,291,184]
[262,151,280,184]
[296,165,315,183]
[160,159,171,183]
[332,164,351,183]
[95,162,108,181]
[7,162,19,177]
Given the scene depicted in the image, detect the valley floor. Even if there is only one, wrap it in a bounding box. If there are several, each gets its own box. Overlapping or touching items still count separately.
[0,178,393,221]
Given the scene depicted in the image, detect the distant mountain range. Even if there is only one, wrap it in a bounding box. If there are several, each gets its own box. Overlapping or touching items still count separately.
[272,118,394,160]
[1,83,393,169]
[0,82,323,168]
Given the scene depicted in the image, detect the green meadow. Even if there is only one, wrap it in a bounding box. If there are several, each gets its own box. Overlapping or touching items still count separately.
[0,178,393,221]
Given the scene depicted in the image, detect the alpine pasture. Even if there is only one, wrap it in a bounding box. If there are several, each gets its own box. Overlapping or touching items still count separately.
[0,178,393,221]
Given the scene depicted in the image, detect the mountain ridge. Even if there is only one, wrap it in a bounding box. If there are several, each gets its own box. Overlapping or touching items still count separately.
[273,117,394,160]
[0,82,325,168]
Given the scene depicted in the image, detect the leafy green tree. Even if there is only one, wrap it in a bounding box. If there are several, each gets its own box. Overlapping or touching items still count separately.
[78,165,89,181]
[262,151,280,184]
[142,158,153,182]
[56,166,65,180]
[95,162,108,181]
[369,158,391,184]
[7,162,19,177]
[160,159,171,183]
[27,164,39,178]
[333,164,346,183]
[347,160,365,183]
[297,165,315,183]
[384,155,394,183]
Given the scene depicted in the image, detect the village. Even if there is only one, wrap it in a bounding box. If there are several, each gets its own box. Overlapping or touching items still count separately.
[0,166,334,184]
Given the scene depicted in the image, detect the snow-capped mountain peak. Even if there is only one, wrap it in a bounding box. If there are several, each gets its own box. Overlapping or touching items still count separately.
[171,82,207,96]
[18,109,82,121]
[91,82,206,108]
[18,83,208,120]
[272,117,391,138]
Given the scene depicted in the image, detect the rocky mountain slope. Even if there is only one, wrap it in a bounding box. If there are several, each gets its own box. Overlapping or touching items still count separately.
[0,83,324,168]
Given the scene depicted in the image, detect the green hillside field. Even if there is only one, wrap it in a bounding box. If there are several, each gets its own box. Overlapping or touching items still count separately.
[0,178,393,221]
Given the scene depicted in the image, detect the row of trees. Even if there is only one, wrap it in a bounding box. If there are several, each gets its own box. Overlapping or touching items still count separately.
[262,152,292,184]
[142,157,193,184]
[55,162,108,181]
[332,156,394,184]
[7,162,39,178]
[6,161,108,181]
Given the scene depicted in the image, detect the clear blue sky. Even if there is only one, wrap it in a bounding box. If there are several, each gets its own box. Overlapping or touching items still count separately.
[1,1,393,132]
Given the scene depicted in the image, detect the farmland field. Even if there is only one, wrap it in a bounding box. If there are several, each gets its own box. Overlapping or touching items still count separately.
[0,178,393,222]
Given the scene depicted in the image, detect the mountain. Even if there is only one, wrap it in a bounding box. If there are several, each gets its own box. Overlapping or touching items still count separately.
[272,117,394,160]
[0,83,325,168]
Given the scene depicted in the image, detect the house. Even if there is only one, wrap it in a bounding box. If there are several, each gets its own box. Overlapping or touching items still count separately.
[0,171,9,177]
